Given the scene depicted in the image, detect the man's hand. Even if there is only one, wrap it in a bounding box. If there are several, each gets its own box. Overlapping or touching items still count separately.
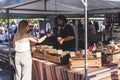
[57,38,64,45]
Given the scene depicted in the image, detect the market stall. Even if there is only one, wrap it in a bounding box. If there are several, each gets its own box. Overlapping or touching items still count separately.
[0,0,120,80]
[31,42,120,80]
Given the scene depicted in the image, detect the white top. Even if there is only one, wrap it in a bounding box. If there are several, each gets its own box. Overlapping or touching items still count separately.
[15,41,30,52]
[46,22,51,32]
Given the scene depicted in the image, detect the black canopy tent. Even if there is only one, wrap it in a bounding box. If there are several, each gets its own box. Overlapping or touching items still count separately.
[0,0,119,18]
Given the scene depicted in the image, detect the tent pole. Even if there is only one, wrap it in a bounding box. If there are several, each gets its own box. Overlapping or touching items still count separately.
[81,0,88,80]
[84,0,88,80]
[6,9,12,65]
[44,0,47,34]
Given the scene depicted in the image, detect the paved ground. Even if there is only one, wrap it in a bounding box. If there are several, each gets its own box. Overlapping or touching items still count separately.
[0,61,15,80]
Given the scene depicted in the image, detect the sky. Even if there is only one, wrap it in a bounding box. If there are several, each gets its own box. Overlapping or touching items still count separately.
[0,0,24,7]
[108,0,120,2]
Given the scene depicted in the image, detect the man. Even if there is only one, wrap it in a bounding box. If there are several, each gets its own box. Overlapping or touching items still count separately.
[9,21,17,40]
[0,30,5,42]
[55,14,75,51]
[33,21,40,38]
[46,21,51,33]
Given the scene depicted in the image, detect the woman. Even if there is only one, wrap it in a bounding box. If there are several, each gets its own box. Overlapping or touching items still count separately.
[13,20,48,80]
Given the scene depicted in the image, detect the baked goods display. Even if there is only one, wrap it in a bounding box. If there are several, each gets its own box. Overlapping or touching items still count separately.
[47,49,58,55]
[87,53,95,59]
[96,41,120,54]
[32,41,120,66]
[32,45,71,64]
[32,45,52,52]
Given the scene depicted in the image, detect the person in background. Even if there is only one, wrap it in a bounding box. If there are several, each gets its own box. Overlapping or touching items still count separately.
[32,21,40,38]
[108,23,113,40]
[81,19,85,30]
[77,20,85,49]
[94,21,99,33]
[99,21,106,32]
[13,20,50,80]
[46,21,51,33]
[4,29,10,42]
[0,30,5,43]
[88,21,96,34]
[9,21,17,41]
[55,14,75,51]
[78,20,84,36]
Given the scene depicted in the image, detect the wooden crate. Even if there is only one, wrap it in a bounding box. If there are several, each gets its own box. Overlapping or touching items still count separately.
[69,58,102,69]
[102,53,120,64]
[44,53,70,65]
[32,52,44,59]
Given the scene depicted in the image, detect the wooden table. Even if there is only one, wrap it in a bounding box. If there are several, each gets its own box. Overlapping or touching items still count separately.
[32,58,120,80]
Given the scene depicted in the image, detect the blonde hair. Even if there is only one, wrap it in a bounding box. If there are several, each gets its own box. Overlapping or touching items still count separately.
[14,20,28,41]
